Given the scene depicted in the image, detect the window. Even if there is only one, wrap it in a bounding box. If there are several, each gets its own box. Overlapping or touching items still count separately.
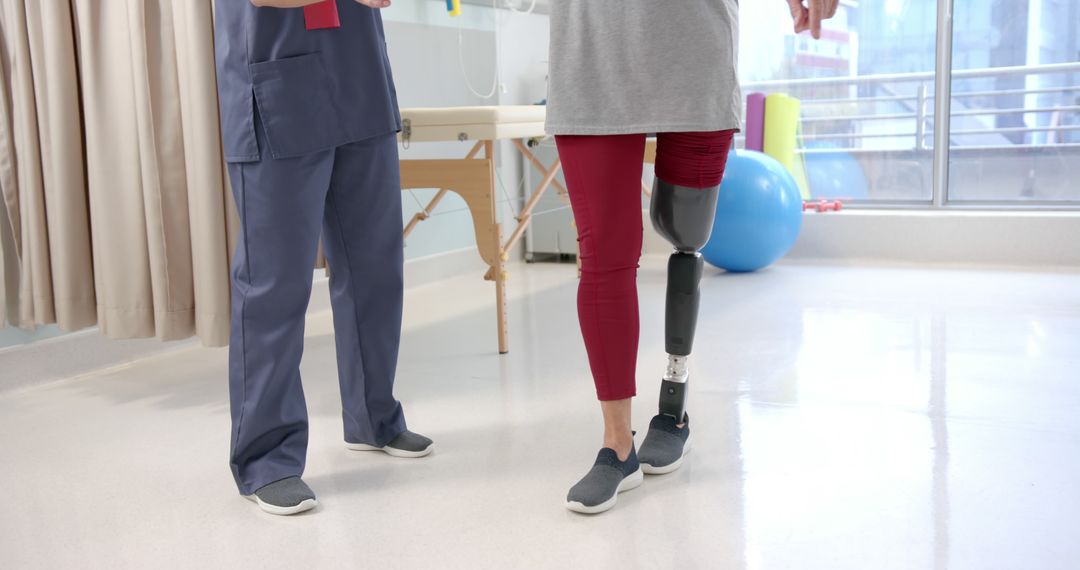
[739,0,939,203]
[737,0,1080,207]
[947,0,1080,203]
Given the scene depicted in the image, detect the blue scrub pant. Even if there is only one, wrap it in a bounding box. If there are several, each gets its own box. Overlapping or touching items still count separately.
[227,122,407,495]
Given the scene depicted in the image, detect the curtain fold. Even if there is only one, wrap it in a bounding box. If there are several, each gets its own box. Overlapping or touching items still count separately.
[74,0,159,340]
[24,0,96,331]
[1,0,52,330]
[0,23,17,328]
[124,0,199,341]
[171,0,234,346]
[1,0,234,347]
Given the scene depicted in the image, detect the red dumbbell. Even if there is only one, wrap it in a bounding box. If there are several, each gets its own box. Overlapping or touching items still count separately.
[803,199,844,212]
[816,200,843,212]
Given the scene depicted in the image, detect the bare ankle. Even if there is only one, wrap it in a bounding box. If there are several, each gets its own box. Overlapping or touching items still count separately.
[603,432,634,461]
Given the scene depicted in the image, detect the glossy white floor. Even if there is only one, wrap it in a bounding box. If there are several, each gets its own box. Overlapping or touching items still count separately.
[2,258,1079,569]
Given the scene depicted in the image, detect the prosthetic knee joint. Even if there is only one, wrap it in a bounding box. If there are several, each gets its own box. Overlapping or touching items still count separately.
[649,177,720,421]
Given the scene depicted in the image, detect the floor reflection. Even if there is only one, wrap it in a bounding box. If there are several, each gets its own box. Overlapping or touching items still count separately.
[930,313,950,570]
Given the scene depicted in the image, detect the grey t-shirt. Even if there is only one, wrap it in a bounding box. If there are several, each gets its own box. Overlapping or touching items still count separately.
[545,0,742,136]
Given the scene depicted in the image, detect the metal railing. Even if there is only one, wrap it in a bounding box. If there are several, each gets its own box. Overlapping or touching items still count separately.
[739,61,1080,154]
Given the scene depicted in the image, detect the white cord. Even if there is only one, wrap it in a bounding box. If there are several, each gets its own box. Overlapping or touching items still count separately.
[503,0,537,15]
[457,0,501,100]
[456,0,536,100]
[457,28,499,99]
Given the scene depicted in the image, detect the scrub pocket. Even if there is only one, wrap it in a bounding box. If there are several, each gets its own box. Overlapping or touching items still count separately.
[249,53,345,159]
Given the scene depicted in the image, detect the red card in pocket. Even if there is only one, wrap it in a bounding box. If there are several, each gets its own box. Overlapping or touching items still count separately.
[304,0,340,30]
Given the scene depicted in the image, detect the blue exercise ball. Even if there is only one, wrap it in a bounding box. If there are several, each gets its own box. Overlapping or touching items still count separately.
[804,149,869,199]
[701,150,804,272]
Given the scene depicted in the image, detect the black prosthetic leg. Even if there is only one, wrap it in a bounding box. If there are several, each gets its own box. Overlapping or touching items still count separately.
[650,178,720,421]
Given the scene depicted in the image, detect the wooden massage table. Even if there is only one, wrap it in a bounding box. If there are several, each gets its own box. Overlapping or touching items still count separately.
[397,106,565,354]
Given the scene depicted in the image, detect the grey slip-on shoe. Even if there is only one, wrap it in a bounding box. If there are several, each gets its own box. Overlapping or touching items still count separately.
[245,476,317,516]
[638,413,692,475]
[565,446,643,514]
[346,430,434,458]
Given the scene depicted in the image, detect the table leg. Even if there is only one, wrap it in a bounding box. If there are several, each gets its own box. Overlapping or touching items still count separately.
[402,141,484,240]
[493,221,509,354]
[481,141,510,354]
[502,155,561,254]
[398,136,572,354]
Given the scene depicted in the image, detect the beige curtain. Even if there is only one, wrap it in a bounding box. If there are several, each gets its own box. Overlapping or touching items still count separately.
[0,0,236,346]
[0,5,19,328]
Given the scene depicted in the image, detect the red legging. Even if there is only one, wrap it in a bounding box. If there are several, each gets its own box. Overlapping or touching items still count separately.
[555,131,735,401]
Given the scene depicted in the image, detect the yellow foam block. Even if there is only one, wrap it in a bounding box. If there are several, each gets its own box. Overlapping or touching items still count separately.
[763,93,810,199]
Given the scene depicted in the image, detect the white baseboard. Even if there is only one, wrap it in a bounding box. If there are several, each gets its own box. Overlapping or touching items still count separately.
[0,330,200,395]
[0,247,496,394]
[643,209,1080,269]
[787,210,1080,268]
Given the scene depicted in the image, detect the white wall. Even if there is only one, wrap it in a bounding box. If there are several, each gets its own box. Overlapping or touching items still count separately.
[384,0,550,261]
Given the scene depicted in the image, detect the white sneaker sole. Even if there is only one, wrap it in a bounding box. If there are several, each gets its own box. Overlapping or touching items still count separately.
[641,432,693,475]
[346,441,434,458]
[565,467,644,515]
[244,494,318,516]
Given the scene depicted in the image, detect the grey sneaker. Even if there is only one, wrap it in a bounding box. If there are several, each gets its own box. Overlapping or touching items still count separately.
[565,446,643,514]
[244,476,317,516]
[638,413,692,475]
[346,430,434,458]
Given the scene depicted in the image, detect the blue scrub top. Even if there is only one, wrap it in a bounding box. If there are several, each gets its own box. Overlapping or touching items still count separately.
[215,1,401,162]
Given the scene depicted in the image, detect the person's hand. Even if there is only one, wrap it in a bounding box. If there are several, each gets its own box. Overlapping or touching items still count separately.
[787,0,839,39]
[355,0,391,7]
